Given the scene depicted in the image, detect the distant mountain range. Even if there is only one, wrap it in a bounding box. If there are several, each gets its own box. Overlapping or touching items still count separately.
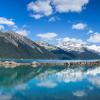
[36,41,100,60]
[57,40,100,59]
[0,31,100,59]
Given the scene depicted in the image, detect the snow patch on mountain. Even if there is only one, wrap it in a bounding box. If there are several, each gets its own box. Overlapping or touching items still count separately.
[57,38,100,54]
[36,41,58,51]
[57,40,86,52]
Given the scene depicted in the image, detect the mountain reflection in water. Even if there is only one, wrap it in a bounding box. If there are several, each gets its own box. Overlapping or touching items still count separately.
[0,65,100,100]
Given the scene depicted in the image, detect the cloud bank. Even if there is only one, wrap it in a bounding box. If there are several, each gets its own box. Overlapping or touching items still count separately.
[72,23,87,30]
[37,32,58,40]
[87,32,100,43]
[27,0,89,19]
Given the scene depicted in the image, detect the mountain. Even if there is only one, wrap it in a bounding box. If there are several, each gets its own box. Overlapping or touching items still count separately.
[36,41,76,59]
[0,32,56,59]
[0,31,100,59]
[58,40,86,52]
[57,40,100,59]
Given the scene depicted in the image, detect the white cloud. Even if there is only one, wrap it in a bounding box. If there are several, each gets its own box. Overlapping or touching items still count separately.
[37,32,58,40]
[87,45,100,53]
[87,32,100,43]
[0,17,15,26]
[0,17,17,31]
[37,81,57,88]
[15,29,30,36]
[27,0,53,19]
[73,90,86,97]
[0,25,4,30]
[88,76,100,88]
[72,23,87,30]
[48,16,60,22]
[53,0,89,13]
[0,17,30,37]
[27,0,89,19]
[87,30,94,35]
[31,14,43,19]
[88,30,93,34]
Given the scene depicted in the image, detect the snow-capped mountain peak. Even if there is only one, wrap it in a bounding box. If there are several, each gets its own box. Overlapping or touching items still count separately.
[36,41,58,51]
[57,40,86,52]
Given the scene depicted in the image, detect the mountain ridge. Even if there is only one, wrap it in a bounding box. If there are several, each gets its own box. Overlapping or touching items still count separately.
[0,32,57,59]
[36,41,100,60]
[0,31,100,59]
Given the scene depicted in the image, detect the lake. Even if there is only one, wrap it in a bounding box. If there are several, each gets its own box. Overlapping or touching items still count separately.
[0,61,100,100]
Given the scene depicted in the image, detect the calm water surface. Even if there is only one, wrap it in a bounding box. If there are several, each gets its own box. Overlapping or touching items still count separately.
[0,62,100,100]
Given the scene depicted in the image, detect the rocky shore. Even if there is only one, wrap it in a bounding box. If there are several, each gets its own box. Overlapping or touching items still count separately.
[38,60,100,67]
[0,60,100,68]
[0,61,20,68]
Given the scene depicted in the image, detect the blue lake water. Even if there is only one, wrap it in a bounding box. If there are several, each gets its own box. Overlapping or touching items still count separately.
[0,61,100,100]
[0,58,99,63]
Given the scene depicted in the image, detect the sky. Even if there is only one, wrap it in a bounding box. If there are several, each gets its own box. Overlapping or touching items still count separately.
[0,0,100,46]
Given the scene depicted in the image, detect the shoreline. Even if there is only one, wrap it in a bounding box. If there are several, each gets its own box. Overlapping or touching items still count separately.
[0,60,100,68]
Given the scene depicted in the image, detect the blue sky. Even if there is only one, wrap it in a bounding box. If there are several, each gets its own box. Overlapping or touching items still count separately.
[0,0,100,46]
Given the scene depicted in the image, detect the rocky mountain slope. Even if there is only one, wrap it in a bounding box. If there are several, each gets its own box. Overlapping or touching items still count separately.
[0,32,56,59]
